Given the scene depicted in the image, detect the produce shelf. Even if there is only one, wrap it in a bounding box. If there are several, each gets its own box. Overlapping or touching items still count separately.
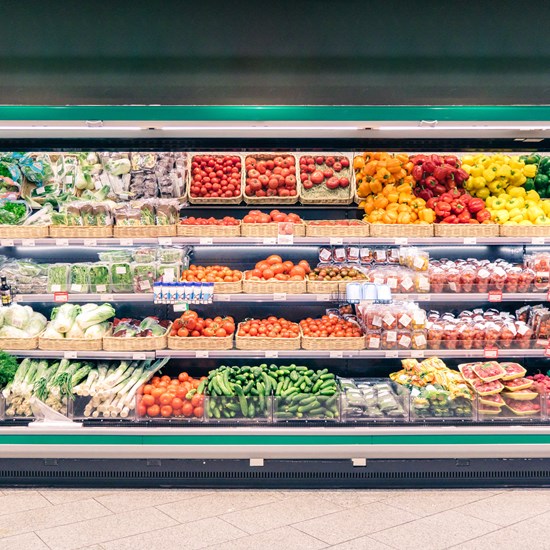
[12,292,550,304]
[4,350,156,360]
[2,236,550,247]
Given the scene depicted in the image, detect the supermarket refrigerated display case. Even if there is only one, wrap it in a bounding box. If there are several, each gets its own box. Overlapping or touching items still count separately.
[1,105,550,488]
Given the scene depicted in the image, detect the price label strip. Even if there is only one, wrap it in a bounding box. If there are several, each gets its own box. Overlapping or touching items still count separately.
[199,237,213,245]
[265,351,279,358]
[488,290,503,303]
[21,239,36,247]
[158,237,173,246]
[53,292,69,303]
[195,350,209,358]
[63,351,78,359]
[484,346,499,359]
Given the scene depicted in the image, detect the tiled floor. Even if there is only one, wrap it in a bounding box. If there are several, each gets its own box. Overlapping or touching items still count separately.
[0,487,548,549]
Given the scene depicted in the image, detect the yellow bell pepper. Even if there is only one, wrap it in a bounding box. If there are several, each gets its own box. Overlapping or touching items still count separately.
[483,168,496,182]
[418,209,435,224]
[527,206,544,222]
[492,197,507,210]
[541,201,550,216]
[519,220,533,225]
[508,186,526,198]
[526,190,541,201]
[511,215,525,223]
[475,188,490,200]
[535,215,550,225]
[508,208,524,219]
[524,164,537,178]
[507,197,525,210]
[494,210,510,224]
[470,165,483,177]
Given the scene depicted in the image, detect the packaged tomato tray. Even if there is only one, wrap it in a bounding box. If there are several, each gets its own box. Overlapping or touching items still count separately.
[479,393,505,408]
[502,389,540,401]
[472,361,506,382]
[478,405,502,416]
[458,363,480,382]
[502,377,534,392]
[500,362,527,381]
[502,397,541,416]
[471,378,505,396]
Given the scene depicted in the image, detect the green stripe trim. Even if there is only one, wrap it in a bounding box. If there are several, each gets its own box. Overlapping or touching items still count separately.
[0,105,549,122]
[1,433,550,446]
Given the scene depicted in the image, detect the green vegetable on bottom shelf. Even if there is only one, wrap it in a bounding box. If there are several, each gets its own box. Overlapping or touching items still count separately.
[204,364,339,420]
[0,351,19,390]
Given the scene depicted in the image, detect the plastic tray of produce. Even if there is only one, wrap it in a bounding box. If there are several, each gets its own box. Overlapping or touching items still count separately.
[340,378,409,424]
[205,395,272,424]
[273,393,340,423]
[409,386,476,422]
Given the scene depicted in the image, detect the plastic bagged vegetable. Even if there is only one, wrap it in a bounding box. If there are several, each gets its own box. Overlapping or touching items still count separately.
[47,264,70,293]
[70,264,90,293]
[89,263,110,293]
[110,262,133,292]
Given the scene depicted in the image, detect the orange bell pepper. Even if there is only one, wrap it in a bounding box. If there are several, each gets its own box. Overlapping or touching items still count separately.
[357,181,371,197]
[386,203,400,212]
[373,195,388,209]
[397,212,412,224]
[353,156,365,170]
[382,211,398,224]
[410,198,426,211]
[370,179,383,194]
[398,192,413,205]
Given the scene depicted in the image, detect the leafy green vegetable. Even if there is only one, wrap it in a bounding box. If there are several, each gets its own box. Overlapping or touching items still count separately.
[110,262,133,292]
[89,264,110,293]
[0,351,20,390]
[47,264,70,293]
[70,265,90,293]
[0,201,28,225]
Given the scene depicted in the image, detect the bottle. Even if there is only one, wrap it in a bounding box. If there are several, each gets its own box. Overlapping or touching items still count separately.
[0,276,12,306]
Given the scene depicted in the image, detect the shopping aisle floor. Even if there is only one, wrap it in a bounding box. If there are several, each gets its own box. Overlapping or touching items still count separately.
[0,487,548,549]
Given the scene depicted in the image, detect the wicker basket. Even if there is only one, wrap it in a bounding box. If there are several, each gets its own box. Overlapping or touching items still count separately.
[301,334,366,350]
[0,225,49,239]
[114,225,177,238]
[49,225,113,238]
[305,221,369,237]
[235,324,301,350]
[241,222,306,238]
[177,223,241,237]
[369,224,434,238]
[0,335,39,350]
[499,225,550,237]
[167,334,233,350]
[299,153,354,205]
[103,324,171,351]
[243,153,300,204]
[434,224,499,237]
[243,276,306,294]
[187,153,244,205]
[214,278,243,294]
[306,279,341,295]
[38,324,111,352]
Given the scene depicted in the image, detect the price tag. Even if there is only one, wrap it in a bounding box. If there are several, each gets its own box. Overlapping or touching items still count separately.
[277,234,294,245]
[195,350,209,358]
[53,292,69,303]
[463,237,477,245]
[56,239,69,247]
[329,351,343,358]
[21,239,36,247]
[399,294,409,301]
[199,237,213,245]
[532,237,546,245]
[119,238,134,246]
[173,303,189,312]
[384,350,399,358]
[158,237,173,246]
[99,294,114,302]
[63,351,77,359]
[273,293,287,301]
[488,290,503,303]
[545,346,550,358]
[411,350,425,358]
[416,294,431,301]
[83,239,97,247]
[263,237,277,245]
[132,353,147,360]
[0,239,14,247]
[394,237,408,245]
[265,351,279,358]
[215,294,231,301]
[484,346,499,359]
[329,237,343,245]
[547,291,550,302]
[316,294,331,301]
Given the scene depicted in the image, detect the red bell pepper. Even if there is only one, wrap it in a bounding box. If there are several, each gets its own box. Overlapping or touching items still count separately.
[438,192,454,203]
[451,199,466,214]
[411,154,428,166]
[468,197,485,213]
[454,168,469,185]
[458,210,472,223]
[476,209,492,223]
[434,165,451,183]
[418,188,434,202]
[422,161,436,174]
[435,202,452,218]
[424,175,438,189]
[434,184,447,195]
[431,154,443,166]
[442,214,458,223]
[412,165,423,181]
[426,197,438,210]
[444,156,459,167]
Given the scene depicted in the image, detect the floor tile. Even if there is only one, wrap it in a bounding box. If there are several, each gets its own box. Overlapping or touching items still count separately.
[102,517,246,550]
[158,490,283,523]
[294,501,418,545]
[455,489,550,526]
[328,536,395,550]
[314,490,403,509]
[0,491,52,516]
[221,494,343,534]
[450,519,550,550]
[370,509,499,550]
[37,506,176,550]
[0,531,50,550]
[96,489,211,512]
[0,498,110,539]
[382,489,497,517]
[40,489,118,505]
[203,525,328,550]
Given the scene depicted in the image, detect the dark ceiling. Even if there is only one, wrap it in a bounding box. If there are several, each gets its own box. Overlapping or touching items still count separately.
[1,0,549,106]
